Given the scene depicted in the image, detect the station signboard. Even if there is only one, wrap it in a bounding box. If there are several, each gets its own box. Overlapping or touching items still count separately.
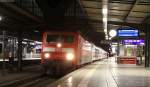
[117,27,139,37]
[123,40,144,45]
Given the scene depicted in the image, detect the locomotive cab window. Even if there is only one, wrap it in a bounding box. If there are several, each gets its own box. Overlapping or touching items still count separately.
[63,35,74,43]
[47,35,60,43]
[47,35,74,43]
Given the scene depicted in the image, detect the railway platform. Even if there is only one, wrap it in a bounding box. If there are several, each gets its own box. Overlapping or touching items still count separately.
[47,58,150,87]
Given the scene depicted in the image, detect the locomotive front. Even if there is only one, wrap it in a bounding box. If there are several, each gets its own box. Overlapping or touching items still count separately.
[41,32,77,75]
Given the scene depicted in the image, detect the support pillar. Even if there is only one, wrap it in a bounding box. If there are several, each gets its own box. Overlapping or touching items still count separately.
[17,30,23,71]
[117,40,120,56]
[1,31,6,75]
[145,24,150,67]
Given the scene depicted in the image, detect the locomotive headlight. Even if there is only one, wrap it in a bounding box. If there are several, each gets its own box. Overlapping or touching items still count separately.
[66,53,74,61]
[57,43,62,48]
[44,53,50,59]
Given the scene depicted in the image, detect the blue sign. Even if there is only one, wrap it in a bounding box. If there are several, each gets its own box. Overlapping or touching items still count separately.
[124,40,144,45]
[117,27,139,37]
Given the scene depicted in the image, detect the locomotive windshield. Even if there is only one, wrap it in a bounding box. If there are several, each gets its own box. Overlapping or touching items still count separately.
[47,35,74,43]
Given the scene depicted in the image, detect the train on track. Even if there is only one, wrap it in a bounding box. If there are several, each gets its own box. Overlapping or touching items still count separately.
[41,31,107,75]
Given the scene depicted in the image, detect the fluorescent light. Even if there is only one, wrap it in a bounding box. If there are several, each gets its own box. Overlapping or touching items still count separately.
[34,30,39,33]
[105,37,109,40]
[109,37,112,40]
[105,36,108,38]
[105,35,109,40]
[103,17,107,22]
[112,44,117,46]
[0,16,2,21]
[140,43,144,45]
[23,38,28,40]
[22,41,27,44]
[125,45,136,47]
[102,0,108,40]
[112,42,118,45]
[102,8,108,14]
[104,29,107,32]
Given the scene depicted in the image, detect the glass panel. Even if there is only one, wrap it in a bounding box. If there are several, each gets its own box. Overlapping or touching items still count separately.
[47,35,60,43]
[64,35,74,43]
[47,35,74,43]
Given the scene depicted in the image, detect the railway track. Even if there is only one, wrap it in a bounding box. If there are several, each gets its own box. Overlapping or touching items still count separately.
[0,65,58,87]
[0,74,56,87]
[20,76,56,87]
[0,63,79,87]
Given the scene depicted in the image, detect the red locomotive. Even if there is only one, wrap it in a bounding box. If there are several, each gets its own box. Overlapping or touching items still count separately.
[41,31,107,75]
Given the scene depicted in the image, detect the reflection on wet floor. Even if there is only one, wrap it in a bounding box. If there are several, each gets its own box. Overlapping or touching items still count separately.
[47,57,150,87]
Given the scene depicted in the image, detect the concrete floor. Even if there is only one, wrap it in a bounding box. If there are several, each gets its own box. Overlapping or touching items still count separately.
[47,57,150,87]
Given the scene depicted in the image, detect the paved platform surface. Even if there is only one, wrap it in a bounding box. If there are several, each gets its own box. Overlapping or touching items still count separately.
[47,57,150,87]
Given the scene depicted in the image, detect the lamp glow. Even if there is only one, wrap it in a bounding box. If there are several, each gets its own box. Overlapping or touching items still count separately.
[109,30,117,37]
[44,53,50,58]
[102,8,108,14]
[66,53,74,61]
[0,16,2,21]
[104,29,107,33]
[103,18,107,22]
[57,43,62,48]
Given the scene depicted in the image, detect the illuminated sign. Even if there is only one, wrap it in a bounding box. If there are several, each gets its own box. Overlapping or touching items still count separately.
[123,40,144,45]
[117,29,139,37]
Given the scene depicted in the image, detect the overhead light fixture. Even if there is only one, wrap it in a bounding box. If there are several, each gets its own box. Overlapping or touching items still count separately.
[109,30,117,37]
[34,30,39,33]
[104,29,107,32]
[102,0,108,40]
[0,16,3,21]
[105,37,109,40]
[23,38,28,40]
[105,35,109,39]
[102,8,108,14]
[103,18,107,22]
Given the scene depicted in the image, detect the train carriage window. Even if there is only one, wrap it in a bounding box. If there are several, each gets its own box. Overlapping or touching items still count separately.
[35,49,41,53]
[47,35,74,43]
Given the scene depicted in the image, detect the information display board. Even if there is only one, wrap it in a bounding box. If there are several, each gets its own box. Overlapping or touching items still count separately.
[117,29,139,37]
[123,40,144,45]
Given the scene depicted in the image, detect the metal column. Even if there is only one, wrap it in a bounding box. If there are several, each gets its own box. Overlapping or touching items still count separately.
[117,40,120,56]
[145,24,150,67]
[17,31,23,71]
[1,31,6,75]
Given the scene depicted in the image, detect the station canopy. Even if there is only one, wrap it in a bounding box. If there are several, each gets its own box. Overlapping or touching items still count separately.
[0,0,149,51]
